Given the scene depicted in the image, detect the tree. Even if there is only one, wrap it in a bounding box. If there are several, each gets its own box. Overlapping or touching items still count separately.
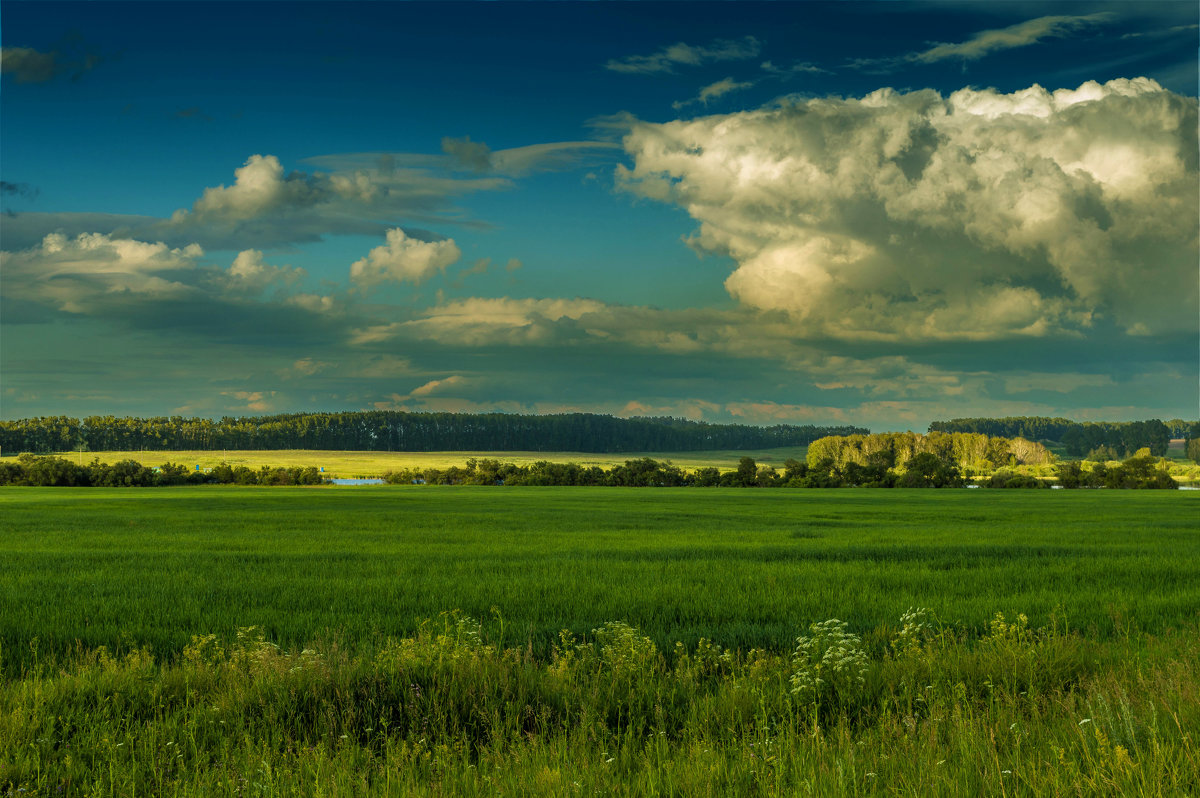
[898,452,963,488]
[735,457,758,487]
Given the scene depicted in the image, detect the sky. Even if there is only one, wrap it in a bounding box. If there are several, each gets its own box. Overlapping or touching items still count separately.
[1,1,1197,431]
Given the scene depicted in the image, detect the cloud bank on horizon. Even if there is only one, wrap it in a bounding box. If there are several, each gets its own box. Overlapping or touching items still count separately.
[1,2,1196,430]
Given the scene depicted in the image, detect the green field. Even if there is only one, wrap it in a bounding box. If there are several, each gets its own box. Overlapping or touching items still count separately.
[18,446,812,477]
[2,487,1198,795]
[2,486,1196,669]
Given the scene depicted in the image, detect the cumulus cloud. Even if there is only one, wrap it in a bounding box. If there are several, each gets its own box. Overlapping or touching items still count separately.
[0,212,165,251]
[616,78,1198,340]
[225,249,306,294]
[349,228,461,287]
[607,36,760,74]
[0,232,204,313]
[166,153,508,249]
[0,232,338,337]
[158,142,617,250]
[181,154,322,220]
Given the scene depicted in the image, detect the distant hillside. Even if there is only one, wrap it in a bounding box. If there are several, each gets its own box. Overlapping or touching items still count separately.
[0,412,868,454]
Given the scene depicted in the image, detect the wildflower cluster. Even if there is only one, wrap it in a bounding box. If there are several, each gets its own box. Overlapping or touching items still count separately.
[892,606,938,658]
[593,621,660,677]
[789,619,868,709]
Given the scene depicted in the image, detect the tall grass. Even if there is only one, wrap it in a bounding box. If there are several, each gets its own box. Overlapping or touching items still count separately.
[1,612,1196,796]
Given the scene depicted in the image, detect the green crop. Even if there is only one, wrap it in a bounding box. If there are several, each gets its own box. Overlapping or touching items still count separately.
[1,486,1197,794]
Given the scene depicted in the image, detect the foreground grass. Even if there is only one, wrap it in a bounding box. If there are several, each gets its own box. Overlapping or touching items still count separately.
[1,614,1196,796]
[2,487,1198,674]
[21,447,812,476]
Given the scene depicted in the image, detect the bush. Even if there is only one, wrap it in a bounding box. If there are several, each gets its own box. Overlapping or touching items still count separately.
[985,470,1047,488]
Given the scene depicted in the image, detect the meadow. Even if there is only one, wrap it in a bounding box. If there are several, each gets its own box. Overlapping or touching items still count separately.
[1,487,1197,668]
[25,446,813,477]
[1,487,1197,794]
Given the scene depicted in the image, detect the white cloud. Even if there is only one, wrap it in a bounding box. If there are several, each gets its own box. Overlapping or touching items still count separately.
[160,142,617,250]
[0,232,203,313]
[349,228,461,287]
[187,155,320,219]
[0,232,339,329]
[617,78,1198,340]
[607,36,760,74]
[226,249,306,293]
[167,153,508,249]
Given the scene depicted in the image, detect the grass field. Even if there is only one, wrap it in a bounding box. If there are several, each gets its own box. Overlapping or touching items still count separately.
[2,486,1196,669]
[2,487,1197,795]
[16,446,812,477]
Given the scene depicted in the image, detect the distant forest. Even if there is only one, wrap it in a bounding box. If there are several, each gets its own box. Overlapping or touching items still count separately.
[926,417,1194,458]
[0,412,868,454]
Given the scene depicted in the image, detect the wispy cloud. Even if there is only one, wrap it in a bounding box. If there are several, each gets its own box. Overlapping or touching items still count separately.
[606,36,760,74]
[1,47,61,83]
[438,138,620,176]
[913,13,1114,63]
[760,60,828,76]
[0,40,108,83]
[1120,23,1199,40]
[851,13,1114,70]
[673,77,756,110]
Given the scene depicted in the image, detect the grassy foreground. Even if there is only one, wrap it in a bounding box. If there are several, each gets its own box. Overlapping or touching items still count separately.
[2,613,1196,795]
[1,487,1197,794]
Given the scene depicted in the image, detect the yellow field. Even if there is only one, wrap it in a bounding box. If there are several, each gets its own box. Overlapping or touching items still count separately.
[29,447,810,477]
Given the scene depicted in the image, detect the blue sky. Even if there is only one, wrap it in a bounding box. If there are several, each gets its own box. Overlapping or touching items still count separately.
[2,1,1197,430]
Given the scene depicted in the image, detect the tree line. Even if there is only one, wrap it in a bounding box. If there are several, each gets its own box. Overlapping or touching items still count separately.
[928,417,1182,458]
[0,455,324,487]
[0,412,867,455]
[2,448,1177,490]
